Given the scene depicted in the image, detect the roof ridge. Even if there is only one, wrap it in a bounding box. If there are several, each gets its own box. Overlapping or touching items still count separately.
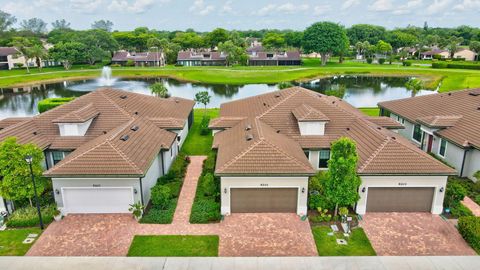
[358,137,391,173]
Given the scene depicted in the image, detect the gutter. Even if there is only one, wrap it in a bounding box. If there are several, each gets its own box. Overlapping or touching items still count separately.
[160,150,165,175]
[460,148,470,177]
[139,177,144,205]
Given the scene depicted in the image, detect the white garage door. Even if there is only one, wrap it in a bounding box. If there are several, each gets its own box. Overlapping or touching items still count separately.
[62,187,134,214]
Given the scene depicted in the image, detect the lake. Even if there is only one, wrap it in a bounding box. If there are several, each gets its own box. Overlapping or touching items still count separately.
[0,76,436,119]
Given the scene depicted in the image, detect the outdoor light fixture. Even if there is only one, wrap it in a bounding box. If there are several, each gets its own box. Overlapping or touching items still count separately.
[55,189,60,195]
[439,187,444,192]
[301,187,305,193]
[361,187,366,193]
[25,155,33,164]
[224,188,227,194]
[134,188,138,194]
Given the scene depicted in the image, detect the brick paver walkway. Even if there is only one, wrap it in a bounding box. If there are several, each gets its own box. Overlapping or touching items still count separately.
[461,196,480,217]
[27,156,317,257]
[361,212,476,256]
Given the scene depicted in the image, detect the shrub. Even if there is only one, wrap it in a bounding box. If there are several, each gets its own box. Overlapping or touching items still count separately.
[199,115,211,136]
[150,185,171,209]
[14,63,24,68]
[432,62,449,69]
[474,171,480,183]
[201,173,216,196]
[278,81,294,89]
[203,152,216,173]
[445,181,467,208]
[140,200,176,224]
[110,63,121,67]
[402,61,412,66]
[378,58,385,65]
[458,216,480,253]
[38,97,75,113]
[310,207,332,223]
[308,193,333,210]
[6,204,56,227]
[126,59,135,66]
[432,62,480,70]
[433,54,442,60]
[174,63,183,67]
[366,58,373,64]
[451,202,474,218]
[475,195,480,205]
[189,199,221,223]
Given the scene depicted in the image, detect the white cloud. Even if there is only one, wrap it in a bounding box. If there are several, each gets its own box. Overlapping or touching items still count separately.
[70,0,104,13]
[256,4,277,16]
[453,0,480,11]
[341,0,360,10]
[221,0,233,14]
[393,0,423,15]
[255,2,310,16]
[3,2,36,17]
[189,0,215,16]
[313,5,331,15]
[368,0,394,11]
[108,0,163,14]
[425,0,451,15]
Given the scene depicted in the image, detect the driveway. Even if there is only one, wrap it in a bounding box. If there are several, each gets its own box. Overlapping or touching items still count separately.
[28,156,317,257]
[361,213,476,256]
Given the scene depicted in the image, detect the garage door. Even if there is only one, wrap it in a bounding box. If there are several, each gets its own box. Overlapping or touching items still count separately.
[62,187,134,214]
[366,187,434,212]
[231,188,297,213]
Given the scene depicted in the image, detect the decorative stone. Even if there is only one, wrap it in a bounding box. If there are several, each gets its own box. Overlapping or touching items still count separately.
[22,238,35,244]
[336,239,347,245]
[27,234,38,238]
[330,224,339,231]
[327,232,334,236]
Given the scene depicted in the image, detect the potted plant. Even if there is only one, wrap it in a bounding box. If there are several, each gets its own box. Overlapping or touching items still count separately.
[53,208,62,221]
[129,202,145,221]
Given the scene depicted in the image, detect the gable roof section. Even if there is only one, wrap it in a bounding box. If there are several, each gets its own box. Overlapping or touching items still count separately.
[292,104,329,122]
[365,116,405,129]
[52,103,99,123]
[378,89,480,149]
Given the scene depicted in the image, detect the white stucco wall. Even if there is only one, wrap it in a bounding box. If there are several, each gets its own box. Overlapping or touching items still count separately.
[298,121,326,136]
[0,196,6,213]
[356,175,448,215]
[57,119,93,136]
[464,148,480,182]
[220,176,309,216]
[52,177,141,209]
[162,139,179,173]
[141,155,163,204]
[173,119,189,148]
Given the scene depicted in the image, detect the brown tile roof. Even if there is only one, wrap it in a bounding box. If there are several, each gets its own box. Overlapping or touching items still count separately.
[213,87,455,175]
[378,89,480,149]
[52,103,99,123]
[112,51,163,62]
[249,51,301,61]
[292,104,329,122]
[0,88,194,177]
[177,51,226,61]
[209,117,246,129]
[0,47,18,56]
[365,116,405,129]
[0,117,32,130]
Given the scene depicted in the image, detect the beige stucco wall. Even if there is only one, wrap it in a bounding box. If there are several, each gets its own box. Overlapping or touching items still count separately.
[220,176,309,216]
[356,175,448,214]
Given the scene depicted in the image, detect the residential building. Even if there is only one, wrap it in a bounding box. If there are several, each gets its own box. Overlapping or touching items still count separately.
[112,50,165,67]
[177,51,226,66]
[453,48,477,61]
[248,51,301,66]
[0,89,194,214]
[210,87,455,216]
[420,49,448,60]
[0,47,25,70]
[378,89,480,182]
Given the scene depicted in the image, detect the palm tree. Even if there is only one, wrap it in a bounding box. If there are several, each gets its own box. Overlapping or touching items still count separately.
[149,82,169,98]
[29,45,47,71]
[11,38,33,74]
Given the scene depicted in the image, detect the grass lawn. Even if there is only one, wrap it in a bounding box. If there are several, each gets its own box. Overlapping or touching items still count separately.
[127,235,219,257]
[312,226,376,256]
[1,60,480,92]
[358,107,380,117]
[0,228,42,256]
[181,108,219,155]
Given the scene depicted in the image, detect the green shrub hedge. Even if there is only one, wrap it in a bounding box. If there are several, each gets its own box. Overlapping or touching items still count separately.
[199,115,211,136]
[432,62,480,70]
[6,204,56,228]
[378,58,385,65]
[190,152,221,223]
[38,97,75,113]
[450,202,473,218]
[458,216,480,253]
[402,61,412,66]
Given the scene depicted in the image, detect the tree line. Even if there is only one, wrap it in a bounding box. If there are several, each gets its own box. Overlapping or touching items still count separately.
[1,9,480,69]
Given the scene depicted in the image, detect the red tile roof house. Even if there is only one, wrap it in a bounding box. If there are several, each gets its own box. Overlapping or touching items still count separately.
[209,87,455,216]
[112,50,165,67]
[0,89,194,214]
[176,51,227,66]
[247,51,301,66]
[378,89,480,182]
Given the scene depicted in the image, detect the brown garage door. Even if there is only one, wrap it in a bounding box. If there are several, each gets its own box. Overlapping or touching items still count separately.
[366,187,434,212]
[231,188,298,213]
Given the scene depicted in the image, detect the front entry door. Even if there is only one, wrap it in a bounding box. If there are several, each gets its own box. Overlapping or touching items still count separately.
[427,134,433,153]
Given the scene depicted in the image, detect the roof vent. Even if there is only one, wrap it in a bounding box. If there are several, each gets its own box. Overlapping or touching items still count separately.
[33,131,37,135]
[276,130,280,133]
[103,131,107,134]
[134,111,139,115]
[346,127,350,131]
[246,134,254,141]
[274,93,281,98]
[469,91,480,96]
[120,95,128,99]
[175,99,180,103]
[263,102,267,106]
[120,135,130,141]
[377,127,382,130]
[131,125,139,131]
[448,93,452,96]
[392,136,396,140]
[332,101,336,104]
[245,124,252,131]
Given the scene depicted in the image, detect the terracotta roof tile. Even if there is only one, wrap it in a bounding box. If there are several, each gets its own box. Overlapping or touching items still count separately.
[365,116,405,129]
[292,104,329,122]
[52,103,99,123]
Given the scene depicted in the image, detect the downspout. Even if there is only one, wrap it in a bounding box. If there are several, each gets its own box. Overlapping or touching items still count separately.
[460,148,470,177]
[138,177,144,205]
[43,151,49,170]
[160,150,165,176]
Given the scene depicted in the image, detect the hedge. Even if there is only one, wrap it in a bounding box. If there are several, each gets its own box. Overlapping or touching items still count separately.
[458,216,480,253]
[38,97,75,113]
[432,62,480,70]
[6,204,56,228]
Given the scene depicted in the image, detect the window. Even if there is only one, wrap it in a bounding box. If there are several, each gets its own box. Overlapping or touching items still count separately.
[304,150,310,160]
[439,139,447,157]
[318,150,330,169]
[52,151,64,165]
[412,124,422,143]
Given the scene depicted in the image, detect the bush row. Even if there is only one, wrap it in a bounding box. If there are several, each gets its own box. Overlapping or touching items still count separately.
[432,62,480,70]
[458,216,480,253]
[6,204,56,228]
[190,151,221,223]
[38,97,75,113]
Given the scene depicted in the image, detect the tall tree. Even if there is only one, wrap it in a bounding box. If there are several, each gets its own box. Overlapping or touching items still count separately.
[10,37,35,73]
[20,18,47,35]
[303,22,349,66]
[205,28,229,49]
[376,40,393,57]
[77,29,118,62]
[284,31,304,48]
[469,41,480,61]
[0,137,48,207]
[150,82,169,98]
[323,137,361,216]
[29,44,47,70]
[446,36,464,58]
[0,9,16,32]
[218,40,248,66]
[91,20,113,32]
[347,24,386,45]
[262,32,286,50]
[194,91,211,117]
[172,32,204,49]
[51,19,71,30]
[49,42,86,70]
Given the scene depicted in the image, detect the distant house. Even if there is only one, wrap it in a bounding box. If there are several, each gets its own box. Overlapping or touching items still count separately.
[453,48,477,61]
[420,49,448,60]
[112,50,165,67]
[248,51,301,66]
[0,47,59,70]
[176,51,227,66]
[246,37,262,48]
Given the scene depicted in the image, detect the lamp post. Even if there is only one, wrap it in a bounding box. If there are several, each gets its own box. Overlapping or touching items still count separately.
[25,155,44,230]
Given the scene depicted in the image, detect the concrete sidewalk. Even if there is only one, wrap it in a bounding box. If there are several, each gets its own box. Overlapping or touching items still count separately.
[1,256,479,270]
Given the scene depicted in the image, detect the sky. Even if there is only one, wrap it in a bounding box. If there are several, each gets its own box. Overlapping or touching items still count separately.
[2,0,480,31]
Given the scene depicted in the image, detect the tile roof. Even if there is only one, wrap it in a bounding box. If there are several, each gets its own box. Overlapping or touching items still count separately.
[177,51,226,61]
[365,116,405,129]
[0,47,18,56]
[213,87,455,176]
[51,103,99,123]
[292,104,329,122]
[378,89,480,149]
[0,88,195,177]
[0,117,32,130]
[249,51,301,61]
[112,51,163,62]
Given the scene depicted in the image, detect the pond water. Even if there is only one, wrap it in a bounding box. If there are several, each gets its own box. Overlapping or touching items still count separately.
[0,76,436,119]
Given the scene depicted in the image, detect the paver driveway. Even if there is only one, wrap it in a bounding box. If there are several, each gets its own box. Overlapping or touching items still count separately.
[27,156,317,257]
[361,212,476,256]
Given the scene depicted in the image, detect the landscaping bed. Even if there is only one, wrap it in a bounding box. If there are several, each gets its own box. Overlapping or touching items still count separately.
[312,226,376,256]
[0,228,42,256]
[189,152,221,224]
[5,204,56,228]
[140,153,189,224]
[127,235,219,257]
[443,176,480,219]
